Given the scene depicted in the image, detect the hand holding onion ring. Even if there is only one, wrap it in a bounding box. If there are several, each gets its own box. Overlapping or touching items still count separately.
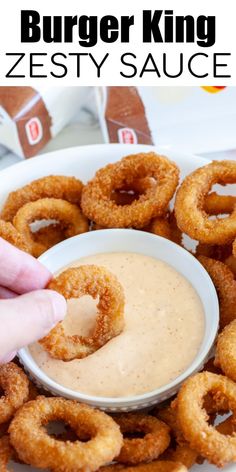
[40,265,125,360]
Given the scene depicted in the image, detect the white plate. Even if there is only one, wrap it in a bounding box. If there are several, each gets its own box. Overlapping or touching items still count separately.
[0,143,234,472]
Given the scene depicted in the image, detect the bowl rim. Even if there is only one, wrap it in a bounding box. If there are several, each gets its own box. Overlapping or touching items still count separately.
[19,229,219,407]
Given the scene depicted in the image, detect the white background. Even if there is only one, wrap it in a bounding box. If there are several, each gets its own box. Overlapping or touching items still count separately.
[0,0,235,85]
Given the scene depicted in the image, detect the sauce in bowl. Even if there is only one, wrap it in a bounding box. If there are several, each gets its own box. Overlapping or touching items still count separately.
[30,252,204,398]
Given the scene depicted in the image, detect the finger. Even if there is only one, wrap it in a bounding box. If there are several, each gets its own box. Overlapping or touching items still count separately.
[0,286,17,299]
[0,238,52,293]
[0,289,67,362]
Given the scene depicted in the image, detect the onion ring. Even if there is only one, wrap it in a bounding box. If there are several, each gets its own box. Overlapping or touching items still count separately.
[0,436,13,472]
[175,160,236,244]
[154,405,186,447]
[216,415,236,435]
[176,371,236,467]
[196,190,236,265]
[0,424,9,439]
[154,405,198,467]
[1,175,84,223]
[13,198,89,257]
[112,191,139,206]
[226,239,236,275]
[100,461,188,472]
[0,363,29,424]
[93,178,156,226]
[215,319,236,382]
[114,413,170,465]
[204,192,236,215]
[147,212,182,245]
[233,238,236,258]
[202,390,229,417]
[202,357,223,376]
[32,223,66,249]
[196,242,232,262]
[0,220,31,254]
[160,444,197,468]
[146,216,172,240]
[81,153,179,229]
[198,255,236,329]
[224,254,236,277]
[40,265,125,360]
[27,381,39,401]
[9,396,122,471]
[118,177,156,194]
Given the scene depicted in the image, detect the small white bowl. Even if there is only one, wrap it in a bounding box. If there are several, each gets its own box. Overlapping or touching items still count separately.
[19,229,219,412]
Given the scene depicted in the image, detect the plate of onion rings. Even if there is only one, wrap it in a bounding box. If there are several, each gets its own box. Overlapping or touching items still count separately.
[0,143,236,472]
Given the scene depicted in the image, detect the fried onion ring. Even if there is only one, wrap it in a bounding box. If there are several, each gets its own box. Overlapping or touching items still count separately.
[32,223,66,249]
[233,238,236,258]
[196,191,236,265]
[226,239,236,275]
[0,423,9,439]
[216,415,236,435]
[0,363,29,424]
[204,192,236,215]
[0,220,31,254]
[93,178,156,218]
[0,436,13,472]
[13,198,89,257]
[175,160,236,244]
[147,212,182,246]
[154,405,198,466]
[196,242,232,262]
[9,396,122,471]
[161,444,197,468]
[118,177,156,194]
[112,191,139,206]
[100,461,187,472]
[114,414,170,465]
[146,216,172,240]
[1,175,84,223]
[176,371,236,467]
[40,265,125,360]
[154,405,186,447]
[225,254,236,277]
[198,255,236,329]
[215,319,236,382]
[81,153,179,229]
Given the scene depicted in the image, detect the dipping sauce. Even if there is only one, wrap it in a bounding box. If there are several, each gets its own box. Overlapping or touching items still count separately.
[30,252,205,397]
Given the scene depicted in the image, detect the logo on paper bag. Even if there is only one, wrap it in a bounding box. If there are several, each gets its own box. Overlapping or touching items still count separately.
[25,117,43,145]
[118,128,138,144]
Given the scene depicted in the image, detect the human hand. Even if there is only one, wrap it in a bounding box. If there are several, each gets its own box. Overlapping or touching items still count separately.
[0,238,66,364]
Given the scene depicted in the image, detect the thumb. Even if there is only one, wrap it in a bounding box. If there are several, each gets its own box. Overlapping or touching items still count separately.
[0,290,66,363]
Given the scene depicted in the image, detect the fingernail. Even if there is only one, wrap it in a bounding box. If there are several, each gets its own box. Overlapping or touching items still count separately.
[47,291,67,324]
[0,351,16,364]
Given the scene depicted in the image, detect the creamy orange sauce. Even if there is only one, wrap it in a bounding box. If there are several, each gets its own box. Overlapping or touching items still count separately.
[30,252,205,397]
